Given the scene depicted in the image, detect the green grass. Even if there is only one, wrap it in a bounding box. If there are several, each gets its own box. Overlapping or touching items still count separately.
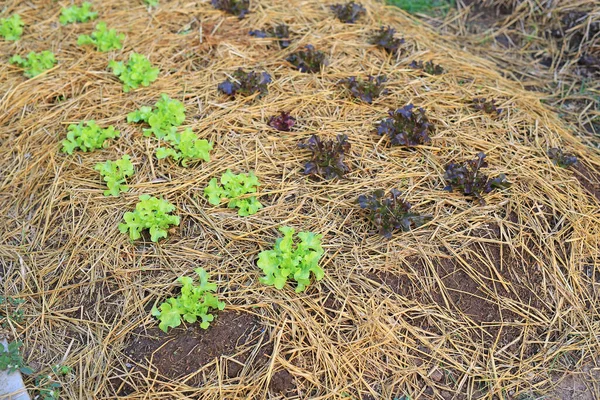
[386,0,455,15]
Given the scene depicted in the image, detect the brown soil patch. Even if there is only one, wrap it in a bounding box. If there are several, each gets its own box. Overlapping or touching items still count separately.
[122,311,296,395]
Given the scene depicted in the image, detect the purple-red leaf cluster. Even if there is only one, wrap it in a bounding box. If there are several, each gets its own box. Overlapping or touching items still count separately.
[339,75,387,104]
[444,152,510,204]
[548,147,578,168]
[249,23,291,49]
[298,134,351,180]
[211,0,250,18]
[218,68,272,98]
[409,60,444,75]
[268,111,296,131]
[330,2,366,23]
[376,105,434,147]
[473,98,502,115]
[357,189,430,238]
[369,26,405,54]
[286,45,327,73]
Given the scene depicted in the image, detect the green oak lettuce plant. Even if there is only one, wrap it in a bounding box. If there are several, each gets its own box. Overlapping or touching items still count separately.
[78,22,124,52]
[152,268,225,333]
[204,170,262,216]
[94,155,134,196]
[109,53,159,92]
[257,226,325,293]
[61,121,120,154]
[0,14,24,41]
[59,2,98,25]
[127,94,185,139]
[10,51,56,78]
[156,128,213,166]
[119,195,180,242]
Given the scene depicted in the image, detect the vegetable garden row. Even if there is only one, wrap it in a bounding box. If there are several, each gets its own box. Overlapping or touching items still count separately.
[1,0,580,356]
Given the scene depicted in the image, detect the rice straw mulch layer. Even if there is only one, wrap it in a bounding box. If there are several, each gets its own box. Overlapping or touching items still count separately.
[1,0,600,399]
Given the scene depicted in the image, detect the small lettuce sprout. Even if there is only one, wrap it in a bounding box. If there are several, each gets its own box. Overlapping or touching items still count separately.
[128,94,185,139]
[94,155,134,196]
[409,60,444,75]
[268,111,296,131]
[376,104,433,147]
[249,23,291,49]
[218,68,272,98]
[258,226,325,293]
[59,2,98,25]
[10,51,56,78]
[61,121,120,154]
[211,0,250,19]
[144,0,159,6]
[299,134,351,179]
[331,2,366,23]
[119,195,180,242]
[444,152,510,204]
[472,98,502,115]
[358,189,430,238]
[548,148,578,168]
[286,45,327,73]
[109,53,159,92]
[369,26,405,54]
[156,128,213,166]
[78,22,125,52]
[0,14,24,41]
[151,268,225,333]
[204,170,263,216]
[339,75,387,104]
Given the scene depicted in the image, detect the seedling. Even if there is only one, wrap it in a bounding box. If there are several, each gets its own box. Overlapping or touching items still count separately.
[151,268,225,332]
[95,155,134,196]
[0,14,24,41]
[331,2,366,23]
[0,296,25,327]
[339,75,387,103]
[369,26,405,54]
[156,128,213,166]
[0,341,33,375]
[548,148,577,168]
[257,226,325,293]
[109,53,159,92]
[144,0,159,6]
[409,60,444,75]
[119,195,180,242]
[358,189,430,238]
[61,121,120,154]
[376,104,434,147]
[34,364,72,400]
[286,45,327,73]
[59,2,98,25]
[472,98,502,115]
[127,94,185,139]
[78,22,125,52]
[299,134,351,179]
[218,68,272,98]
[444,152,510,204]
[249,23,291,49]
[268,111,296,131]
[211,0,250,18]
[204,170,263,216]
[10,51,56,78]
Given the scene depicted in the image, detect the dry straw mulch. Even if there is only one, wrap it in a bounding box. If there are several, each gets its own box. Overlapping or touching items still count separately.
[1,0,600,399]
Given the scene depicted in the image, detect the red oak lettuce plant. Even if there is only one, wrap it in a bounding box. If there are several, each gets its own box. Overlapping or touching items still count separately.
[339,75,387,104]
[286,45,327,73]
[547,148,577,168]
[376,105,433,147]
[330,2,366,23]
[369,26,405,54]
[473,98,502,115]
[357,189,430,238]
[249,24,291,49]
[444,152,510,204]
[268,111,296,131]
[218,68,272,98]
[298,134,351,179]
[409,60,444,75]
[211,0,250,18]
